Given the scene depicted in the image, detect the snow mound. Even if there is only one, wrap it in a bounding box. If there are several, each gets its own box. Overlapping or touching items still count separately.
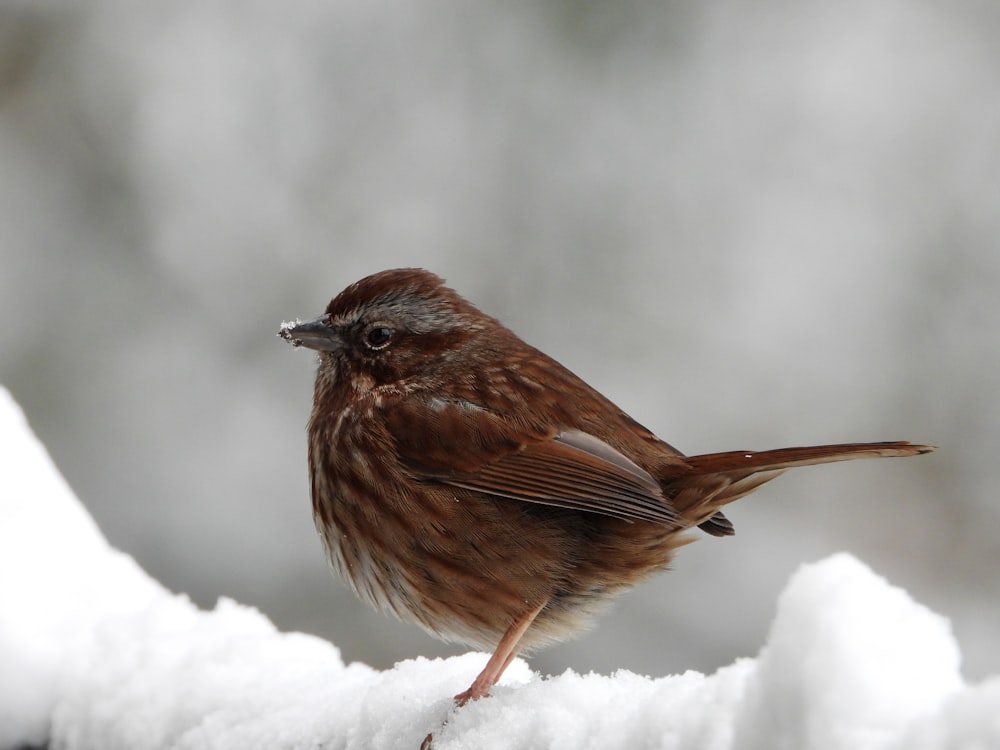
[0,386,996,749]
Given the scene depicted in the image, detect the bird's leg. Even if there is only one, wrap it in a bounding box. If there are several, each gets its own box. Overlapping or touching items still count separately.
[423,604,546,749]
[453,601,545,706]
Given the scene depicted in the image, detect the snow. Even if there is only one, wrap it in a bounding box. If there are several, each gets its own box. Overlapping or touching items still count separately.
[0,385,997,750]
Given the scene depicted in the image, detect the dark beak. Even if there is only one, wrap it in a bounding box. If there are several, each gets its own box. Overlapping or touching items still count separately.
[278,316,343,352]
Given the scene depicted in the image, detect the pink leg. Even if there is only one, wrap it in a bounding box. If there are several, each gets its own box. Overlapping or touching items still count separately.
[453,602,545,706]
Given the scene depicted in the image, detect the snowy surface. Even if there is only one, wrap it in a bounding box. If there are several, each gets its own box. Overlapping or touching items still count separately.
[0,385,997,750]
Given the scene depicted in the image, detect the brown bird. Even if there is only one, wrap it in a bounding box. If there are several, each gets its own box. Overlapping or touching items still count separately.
[279,268,932,706]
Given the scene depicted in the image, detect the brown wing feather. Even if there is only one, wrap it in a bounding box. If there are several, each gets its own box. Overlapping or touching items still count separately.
[447,430,680,525]
[386,397,680,525]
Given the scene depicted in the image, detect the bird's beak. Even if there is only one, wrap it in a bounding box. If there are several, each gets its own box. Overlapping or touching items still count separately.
[278,316,344,352]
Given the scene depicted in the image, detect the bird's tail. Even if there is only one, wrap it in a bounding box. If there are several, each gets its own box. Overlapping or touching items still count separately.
[665,441,934,536]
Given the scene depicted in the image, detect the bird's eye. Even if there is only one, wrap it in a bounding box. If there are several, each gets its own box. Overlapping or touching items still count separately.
[364,324,395,350]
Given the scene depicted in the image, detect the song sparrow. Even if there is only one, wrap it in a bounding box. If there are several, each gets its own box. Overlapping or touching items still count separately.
[279,268,932,706]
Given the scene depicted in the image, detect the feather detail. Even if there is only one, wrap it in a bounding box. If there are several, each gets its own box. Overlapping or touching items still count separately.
[667,441,933,527]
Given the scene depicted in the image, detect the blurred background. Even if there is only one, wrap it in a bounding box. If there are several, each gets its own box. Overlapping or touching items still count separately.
[2,1,998,682]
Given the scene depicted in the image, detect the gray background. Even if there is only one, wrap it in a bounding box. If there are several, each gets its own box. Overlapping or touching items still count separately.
[2,2,997,681]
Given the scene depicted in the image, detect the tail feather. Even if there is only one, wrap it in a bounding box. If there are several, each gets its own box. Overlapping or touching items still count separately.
[684,441,932,475]
[672,441,933,532]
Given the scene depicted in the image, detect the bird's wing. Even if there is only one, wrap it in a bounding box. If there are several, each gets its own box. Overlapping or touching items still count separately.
[384,397,680,525]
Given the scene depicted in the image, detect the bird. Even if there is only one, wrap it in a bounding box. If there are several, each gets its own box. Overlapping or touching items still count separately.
[278,267,932,706]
